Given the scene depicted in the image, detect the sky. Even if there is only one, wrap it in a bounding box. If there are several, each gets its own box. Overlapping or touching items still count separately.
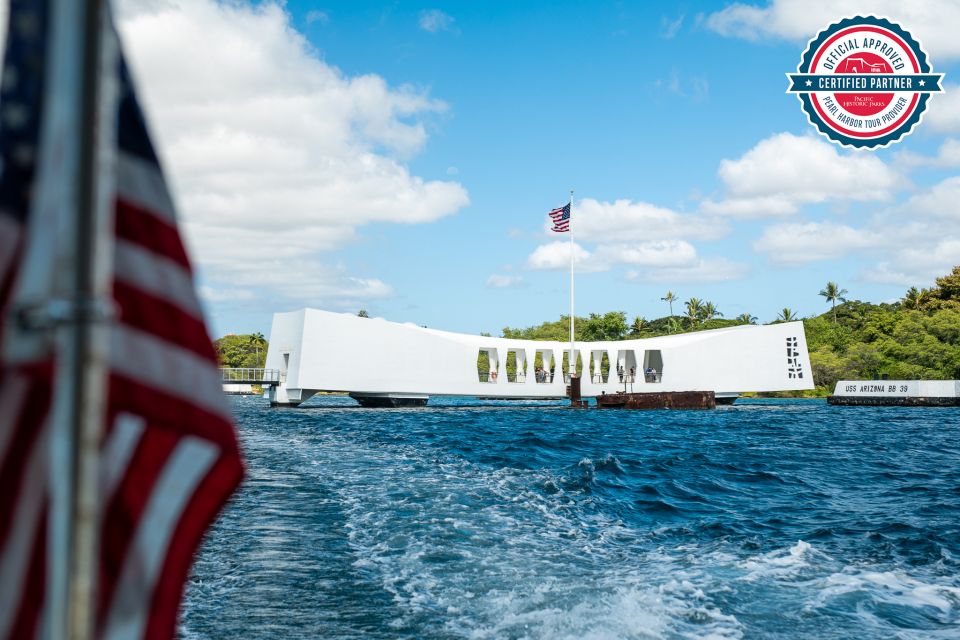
[111,0,960,338]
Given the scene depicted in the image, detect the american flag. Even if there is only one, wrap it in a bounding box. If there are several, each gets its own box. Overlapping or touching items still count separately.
[0,2,243,638]
[548,203,570,232]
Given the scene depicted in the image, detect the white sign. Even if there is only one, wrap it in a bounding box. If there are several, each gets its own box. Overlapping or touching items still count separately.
[834,380,919,396]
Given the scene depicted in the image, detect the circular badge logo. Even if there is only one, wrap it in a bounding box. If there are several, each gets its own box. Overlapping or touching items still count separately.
[787,16,943,148]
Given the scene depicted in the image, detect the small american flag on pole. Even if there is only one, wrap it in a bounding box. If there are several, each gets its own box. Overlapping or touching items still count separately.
[0,1,243,638]
[548,203,570,232]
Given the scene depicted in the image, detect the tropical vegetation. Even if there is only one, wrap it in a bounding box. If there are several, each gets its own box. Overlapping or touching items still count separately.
[498,267,960,395]
[215,332,268,368]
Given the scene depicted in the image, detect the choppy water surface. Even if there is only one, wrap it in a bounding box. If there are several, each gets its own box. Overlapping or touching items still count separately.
[180,397,960,639]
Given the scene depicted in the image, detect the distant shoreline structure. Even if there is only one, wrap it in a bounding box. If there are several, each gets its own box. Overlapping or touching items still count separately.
[829,380,960,406]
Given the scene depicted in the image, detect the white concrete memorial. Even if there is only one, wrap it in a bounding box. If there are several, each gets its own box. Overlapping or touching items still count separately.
[264,309,814,407]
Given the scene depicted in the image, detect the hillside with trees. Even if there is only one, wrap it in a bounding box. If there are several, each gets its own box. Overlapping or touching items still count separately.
[499,266,960,395]
[215,332,267,368]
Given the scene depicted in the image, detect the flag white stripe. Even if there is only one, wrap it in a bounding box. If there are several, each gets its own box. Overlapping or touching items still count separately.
[114,239,203,319]
[109,325,231,422]
[99,413,146,502]
[102,437,217,640]
[0,424,48,639]
[116,153,176,223]
[0,373,28,467]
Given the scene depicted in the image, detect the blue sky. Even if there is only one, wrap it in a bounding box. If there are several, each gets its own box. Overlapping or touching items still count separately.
[116,0,960,337]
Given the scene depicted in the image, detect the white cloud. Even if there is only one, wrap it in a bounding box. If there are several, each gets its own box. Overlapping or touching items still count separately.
[485,274,524,288]
[569,198,725,242]
[525,237,746,283]
[526,198,738,282]
[705,1,960,61]
[527,241,594,271]
[720,133,900,202]
[898,175,960,217]
[699,195,797,218]
[896,138,960,170]
[703,133,902,218]
[198,286,256,303]
[305,10,329,25]
[661,15,685,39]
[753,222,885,264]
[867,240,960,284]
[626,258,748,283]
[594,240,699,268]
[116,0,468,308]
[653,68,710,102]
[924,86,960,133]
[418,9,456,33]
[221,259,393,307]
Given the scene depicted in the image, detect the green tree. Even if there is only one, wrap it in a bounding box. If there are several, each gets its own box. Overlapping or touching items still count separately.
[581,311,628,341]
[701,301,722,321]
[684,298,703,327]
[629,316,647,336]
[926,266,960,311]
[777,308,798,322]
[666,317,683,335]
[819,281,849,324]
[661,291,678,325]
[934,266,960,300]
[357,309,370,318]
[902,286,925,310]
[735,313,757,325]
[247,332,267,367]
[214,333,270,368]
[809,347,848,389]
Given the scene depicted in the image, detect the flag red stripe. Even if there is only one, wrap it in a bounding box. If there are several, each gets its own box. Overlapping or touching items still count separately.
[113,281,217,362]
[115,198,191,271]
[144,453,242,640]
[108,374,238,450]
[0,370,51,548]
[97,426,179,625]
[7,512,46,640]
[0,225,22,318]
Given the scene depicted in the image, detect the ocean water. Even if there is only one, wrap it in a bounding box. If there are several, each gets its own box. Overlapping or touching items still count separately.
[179,397,960,639]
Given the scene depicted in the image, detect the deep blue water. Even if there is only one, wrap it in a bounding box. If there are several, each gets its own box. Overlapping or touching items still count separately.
[180,397,960,639]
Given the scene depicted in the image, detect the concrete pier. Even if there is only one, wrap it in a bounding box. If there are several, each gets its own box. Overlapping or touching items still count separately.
[828,380,960,406]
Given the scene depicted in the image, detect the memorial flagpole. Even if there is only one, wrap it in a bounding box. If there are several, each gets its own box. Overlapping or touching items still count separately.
[568,190,575,379]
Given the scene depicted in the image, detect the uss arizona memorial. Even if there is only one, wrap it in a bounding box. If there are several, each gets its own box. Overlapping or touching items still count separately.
[263,308,813,406]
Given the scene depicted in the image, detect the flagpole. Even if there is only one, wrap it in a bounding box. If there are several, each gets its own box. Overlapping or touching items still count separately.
[568,190,575,378]
[44,1,112,638]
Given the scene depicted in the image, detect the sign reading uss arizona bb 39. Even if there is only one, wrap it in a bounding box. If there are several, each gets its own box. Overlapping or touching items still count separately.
[787,16,943,148]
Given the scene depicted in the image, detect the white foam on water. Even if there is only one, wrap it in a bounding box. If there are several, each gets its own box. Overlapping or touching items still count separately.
[306,431,744,639]
[279,427,960,639]
[806,568,960,620]
[736,539,833,583]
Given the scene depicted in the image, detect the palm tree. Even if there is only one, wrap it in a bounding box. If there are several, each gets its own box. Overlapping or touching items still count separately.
[247,332,267,367]
[701,301,723,322]
[777,308,798,322]
[357,309,370,318]
[819,281,848,324]
[902,286,920,309]
[666,317,683,334]
[661,291,678,320]
[902,286,932,311]
[685,297,703,327]
[735,313,757,325]
[629,316,647,336]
